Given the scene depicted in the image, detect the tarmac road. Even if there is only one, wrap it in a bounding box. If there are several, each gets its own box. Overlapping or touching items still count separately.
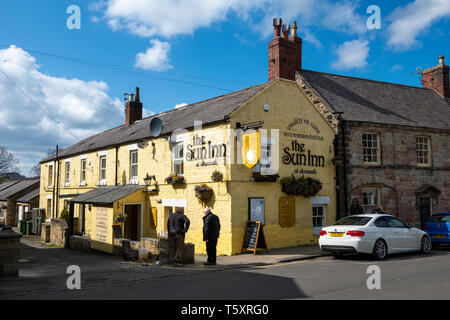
[1,238,450,300]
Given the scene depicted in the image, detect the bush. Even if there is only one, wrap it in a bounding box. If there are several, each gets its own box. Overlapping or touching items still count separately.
[60,207,69,221]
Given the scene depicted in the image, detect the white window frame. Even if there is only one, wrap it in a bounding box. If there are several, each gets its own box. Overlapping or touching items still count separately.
[64,162,70,186]
[130,150,139,181]
[48,164,53,188]
[362,133,380,165]
[80,159,86,185]
[172,142,184,175]
[312,205,326,236]
[98,156,107,185]
[362,188,380,213]
[416,136,431,167]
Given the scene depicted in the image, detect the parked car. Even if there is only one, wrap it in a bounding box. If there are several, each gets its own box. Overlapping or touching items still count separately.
[424,212,450,249]
[319,214,432,259]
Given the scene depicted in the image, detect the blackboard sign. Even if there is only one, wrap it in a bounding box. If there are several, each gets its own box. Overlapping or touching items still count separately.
[242,221,268,255]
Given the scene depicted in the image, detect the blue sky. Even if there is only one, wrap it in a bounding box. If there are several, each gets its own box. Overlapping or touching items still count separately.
[0,0,449,175]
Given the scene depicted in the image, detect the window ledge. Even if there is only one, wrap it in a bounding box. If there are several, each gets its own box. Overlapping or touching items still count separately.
[96,180,107,186]
[78,181,87,187]
[64,183,70,187]
[128,179,139,185]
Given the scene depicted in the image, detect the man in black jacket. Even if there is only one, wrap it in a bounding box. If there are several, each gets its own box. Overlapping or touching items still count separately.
[202,208,220,266]
[167,207,190,266]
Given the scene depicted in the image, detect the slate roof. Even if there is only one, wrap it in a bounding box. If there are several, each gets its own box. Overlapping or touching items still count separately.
[0,179,40,201]
[16,187,40,203]
[70,185,145,205]
[300,70,450,131]
[42,82,270,163]
[0,181,19,192]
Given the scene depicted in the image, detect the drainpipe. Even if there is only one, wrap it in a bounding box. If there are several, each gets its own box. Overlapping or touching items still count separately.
[341,120,349,217]
[55,145,60,219]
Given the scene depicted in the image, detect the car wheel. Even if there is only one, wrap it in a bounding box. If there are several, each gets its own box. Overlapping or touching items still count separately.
[372,239,387,260]
[421,236,432,254]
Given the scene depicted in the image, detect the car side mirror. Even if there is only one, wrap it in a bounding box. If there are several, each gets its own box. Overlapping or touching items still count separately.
[407,223,414,229]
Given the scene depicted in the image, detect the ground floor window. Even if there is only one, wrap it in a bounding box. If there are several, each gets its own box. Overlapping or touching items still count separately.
[312,205,325,235]
[249,198,265,225]
[362,188,379,213]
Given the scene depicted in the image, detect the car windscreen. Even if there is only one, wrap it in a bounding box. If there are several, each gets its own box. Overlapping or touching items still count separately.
[333,216,373,226]
[428,215,450,223]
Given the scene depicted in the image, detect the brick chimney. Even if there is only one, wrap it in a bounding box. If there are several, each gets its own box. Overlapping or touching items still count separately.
[125,87,143,126]
[268,18,302,81]
[422,56,450,98]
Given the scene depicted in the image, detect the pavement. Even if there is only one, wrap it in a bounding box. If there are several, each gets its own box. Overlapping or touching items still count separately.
[193,245,328,269]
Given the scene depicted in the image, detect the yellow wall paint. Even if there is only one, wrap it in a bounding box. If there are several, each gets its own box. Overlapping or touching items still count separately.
[39,79,337,256]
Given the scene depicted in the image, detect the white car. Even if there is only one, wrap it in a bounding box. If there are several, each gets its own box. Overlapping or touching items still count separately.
[319,214,432,259]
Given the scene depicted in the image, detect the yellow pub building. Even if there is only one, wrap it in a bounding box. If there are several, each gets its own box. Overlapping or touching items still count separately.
[39,21,339,255]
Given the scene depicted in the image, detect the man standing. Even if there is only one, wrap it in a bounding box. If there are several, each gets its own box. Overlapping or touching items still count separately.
[202,208,220,266]
[350,198,364,215]
[167,207,190,267]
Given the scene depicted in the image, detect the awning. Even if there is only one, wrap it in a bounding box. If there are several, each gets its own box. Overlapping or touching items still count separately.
[70,185,145,205]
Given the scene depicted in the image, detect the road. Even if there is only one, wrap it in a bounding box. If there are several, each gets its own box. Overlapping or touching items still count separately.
[1,238,450,300]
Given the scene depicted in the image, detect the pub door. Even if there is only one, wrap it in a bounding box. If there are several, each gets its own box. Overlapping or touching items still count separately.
[124,204,140,241]
[419,197,431,229]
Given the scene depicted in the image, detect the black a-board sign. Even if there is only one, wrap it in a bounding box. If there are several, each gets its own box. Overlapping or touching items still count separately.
[242,221,268,255]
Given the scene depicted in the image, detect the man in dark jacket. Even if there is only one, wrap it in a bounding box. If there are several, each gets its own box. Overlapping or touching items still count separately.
[167,207,190,267]
[350,198,364,215]
[202,208,220,266]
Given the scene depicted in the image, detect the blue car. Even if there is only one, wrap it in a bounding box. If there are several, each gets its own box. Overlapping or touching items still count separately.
[424,213,450,248]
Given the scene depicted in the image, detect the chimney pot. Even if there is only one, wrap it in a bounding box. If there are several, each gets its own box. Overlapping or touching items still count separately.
[129,93,134,102]
[291,21,298,38]
[439,55,445,65]
[282,24,290,39]
[273,18,282,37]
[135,87,140,102]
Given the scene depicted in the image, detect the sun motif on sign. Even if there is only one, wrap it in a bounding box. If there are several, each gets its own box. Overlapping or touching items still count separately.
[243,146,258,165]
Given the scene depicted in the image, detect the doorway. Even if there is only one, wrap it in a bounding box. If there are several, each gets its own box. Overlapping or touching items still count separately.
[124,204,142,241]
[419,197,431,229]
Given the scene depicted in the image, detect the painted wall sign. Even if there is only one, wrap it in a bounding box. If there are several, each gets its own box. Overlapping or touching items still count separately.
[283,140,325,167]
[284,118,324,141]
[279,197,295,227]
[186,134,227,162]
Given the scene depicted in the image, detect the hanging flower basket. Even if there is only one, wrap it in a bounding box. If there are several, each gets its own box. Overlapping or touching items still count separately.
[194,184,214,204]
[252,172,279,182]
[280,175,322,197]
[114,213,127,223]
[211,170,223,182]
[165,173,186,185]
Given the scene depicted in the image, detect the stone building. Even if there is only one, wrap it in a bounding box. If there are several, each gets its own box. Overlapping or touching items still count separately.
[0,179,40,226]
[37,18,449,256]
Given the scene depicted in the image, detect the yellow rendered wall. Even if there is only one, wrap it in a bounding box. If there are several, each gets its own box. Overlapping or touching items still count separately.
[228,79,337,254]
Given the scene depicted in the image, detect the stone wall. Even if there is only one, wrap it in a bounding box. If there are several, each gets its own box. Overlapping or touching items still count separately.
[337,121,450,226]
[0,226,22,277]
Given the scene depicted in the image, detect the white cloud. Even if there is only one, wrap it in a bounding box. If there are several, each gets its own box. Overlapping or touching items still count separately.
[0,45,123,175]
[331,39,370,70]
[389,64,403,72]
[134,40,173,71]
[387,0,450,51]
[93,0,366,43]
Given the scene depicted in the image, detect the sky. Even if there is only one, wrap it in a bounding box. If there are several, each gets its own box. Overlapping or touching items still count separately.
[0,0,449,176]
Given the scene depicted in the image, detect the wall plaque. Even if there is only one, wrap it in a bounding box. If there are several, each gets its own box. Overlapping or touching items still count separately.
[279,197,295,227]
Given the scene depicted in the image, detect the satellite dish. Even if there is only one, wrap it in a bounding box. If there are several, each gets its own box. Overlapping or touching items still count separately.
[263,104,270,112]
[149,117,163,137]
